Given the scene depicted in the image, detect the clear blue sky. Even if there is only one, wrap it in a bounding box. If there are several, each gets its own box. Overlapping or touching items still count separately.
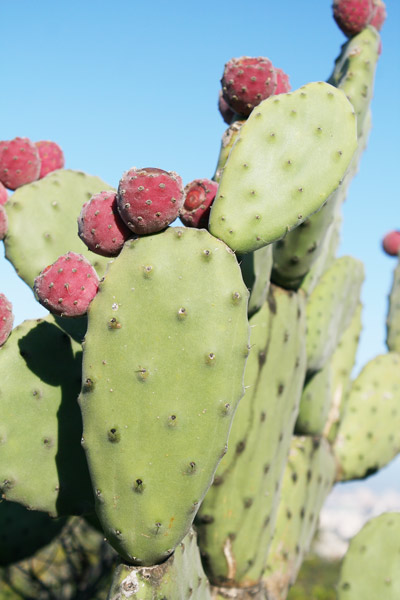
[1,0,400,492]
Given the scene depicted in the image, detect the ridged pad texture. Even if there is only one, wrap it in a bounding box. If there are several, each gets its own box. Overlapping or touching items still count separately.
[306,256,364,373]
[209,82,357,253]
[196,286,307,587]
[338,512,400,600]
[80,227,249,565]
[263,436,336,600]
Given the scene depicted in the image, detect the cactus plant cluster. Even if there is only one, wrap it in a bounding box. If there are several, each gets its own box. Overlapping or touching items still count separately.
[0,2,397,598]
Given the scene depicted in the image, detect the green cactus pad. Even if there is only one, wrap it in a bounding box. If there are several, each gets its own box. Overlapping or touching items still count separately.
[386,257,400,353]
[80,227,249,565]
[338,512,400,600]
[238,245,273,317]
[107,529,211,600]
[263,436,335,600]
[334,353,400,481]
[213,120,245,183]
[4,170,114,289]
[324,303,362,442]
[329,27,380,138]
[196,285,307,588]
[0,316,94,517]
[306,256,364,373]
[208,82,357,254]
[295,363,332,436]
[0,499,67,566]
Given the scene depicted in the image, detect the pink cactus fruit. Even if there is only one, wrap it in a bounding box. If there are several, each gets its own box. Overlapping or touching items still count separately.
[333,0,375,37]
[0,293,14,346]
[221,56,277,117]
[180,179,219,229]
[218,90,236,125]
[34,252,100,317]
[0,182,8,206]
[274,68,291,95]
[35,140,65,178]
[0,205,7,240]
[0,137,41,190]
[117,167,184,235]
[382,231,400,257]
[78,190,132,257]
[370,0,387,30]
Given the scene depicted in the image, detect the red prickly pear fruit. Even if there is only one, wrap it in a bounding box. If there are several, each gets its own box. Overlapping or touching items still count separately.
[274,68,291,95]
[218,90,235,125]
[382,231,400,257]
[332,0,375,37]
[35,140,65,178]
[0,137,41,190]
[0,182,8,206]
[221,56,277,117]
[0,205,8,240]
[117,167,184,235]
[370,0,387,30]
[34,252,100,317]
[78,190,132,257]
[0,293,13,346]
[180,179,219,229]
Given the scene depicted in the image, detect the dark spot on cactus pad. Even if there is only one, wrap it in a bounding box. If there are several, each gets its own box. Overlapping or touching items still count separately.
[168,414,177,426]
[154,522,162,535]
[291,472,298,483]
[42,437,53,448]
[236,440,246,454]
[186,462,197,474]
[136,367,149,381]
[263,516,270,528]
[341,582,350,590]
[300,507,305,519]
[213,476,223,486]
[267,288,277,314]
[108,428,120,443]
[263,463,270,474]
[83,378,94,392]
[108,318,121,330]
[258,350,267,367]
[205,352,216,365]
[134,479,145,493]
[199,514,214,525]
[307,469,312,482]
[232,291,241,304]
[244,497,253,509]
[177,307,187,320]
[202,249,211,259]
[260,411,266,422]
[278,383,285,395]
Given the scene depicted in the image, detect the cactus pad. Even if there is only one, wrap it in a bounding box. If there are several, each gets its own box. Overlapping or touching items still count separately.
[80,227,249,565]
[209,82,357,253]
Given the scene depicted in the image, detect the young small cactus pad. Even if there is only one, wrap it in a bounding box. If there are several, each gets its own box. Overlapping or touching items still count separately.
[35,140,65,178]
[78,190,132,257]
[0,137,41,190]
[117,167,184,235]
[0,292,14,346]
[34,252,99,317]
[209,82,358,254]
[79,227,249,565]
[338,512,400,600]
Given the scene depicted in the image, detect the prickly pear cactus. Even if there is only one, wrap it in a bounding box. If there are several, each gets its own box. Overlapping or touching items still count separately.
[386,255,400,352]
[3,169,113,288]
[263,436,336,600]
[79,227,249,565]
[209,82,357,253]
[196,285,307,589]
[108,529,212,600]
[338,512,400,600]
[0,315,94,517]
[334,353,400,481]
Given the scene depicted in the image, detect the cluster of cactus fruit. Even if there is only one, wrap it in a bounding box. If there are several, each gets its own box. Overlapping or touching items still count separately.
[0,1,398,599]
